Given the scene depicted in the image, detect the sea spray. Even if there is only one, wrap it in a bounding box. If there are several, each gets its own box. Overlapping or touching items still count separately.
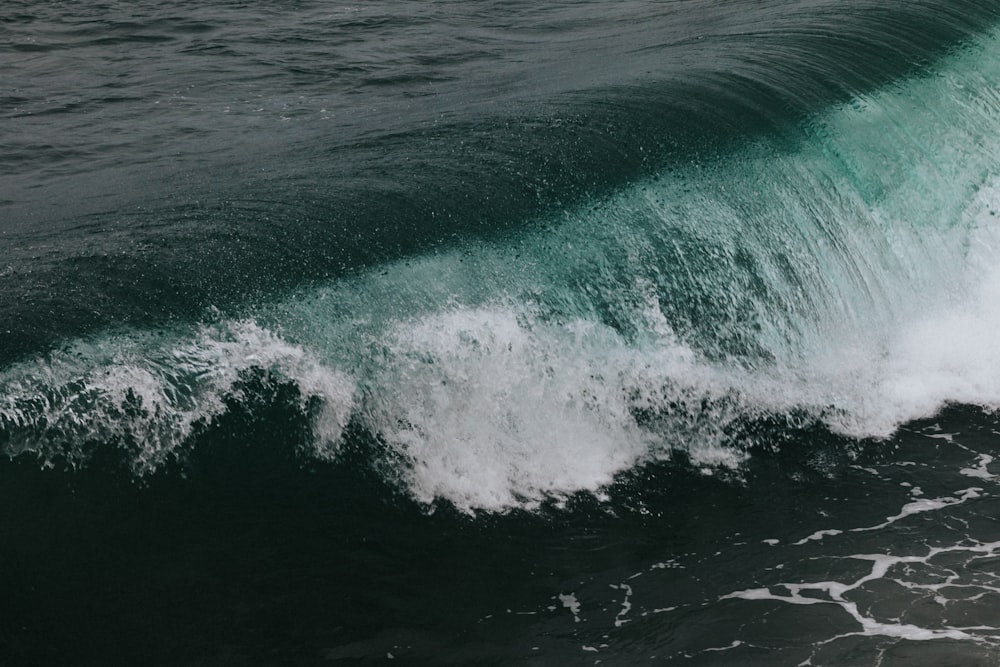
[4,28,1000,512]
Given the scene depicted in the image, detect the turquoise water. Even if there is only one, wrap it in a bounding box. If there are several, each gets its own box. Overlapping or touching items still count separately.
[5,1,1000,664]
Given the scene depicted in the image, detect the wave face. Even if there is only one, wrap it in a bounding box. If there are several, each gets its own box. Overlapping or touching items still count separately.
[4,3,1000,513]
[11,5,1000,665]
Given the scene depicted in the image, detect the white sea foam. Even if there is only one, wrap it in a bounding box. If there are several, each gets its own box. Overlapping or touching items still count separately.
[0,320,355,471]
[9,229,1000,510]
[338,173,1000,512]
[5,30,1000,513]
[353,305,749,511]
[780,182,1000,440]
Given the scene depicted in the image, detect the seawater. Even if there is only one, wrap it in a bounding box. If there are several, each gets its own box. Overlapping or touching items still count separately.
[4,1,1000,664]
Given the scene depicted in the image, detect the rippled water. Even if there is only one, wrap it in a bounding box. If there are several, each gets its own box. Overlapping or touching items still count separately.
[4,1,1000,664]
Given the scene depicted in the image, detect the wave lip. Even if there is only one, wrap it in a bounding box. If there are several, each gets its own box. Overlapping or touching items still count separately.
[6,26,1000,513]
[0,320,355,472]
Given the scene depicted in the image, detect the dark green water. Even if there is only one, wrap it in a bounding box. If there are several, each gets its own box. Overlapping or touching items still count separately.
[5,1,1000,664]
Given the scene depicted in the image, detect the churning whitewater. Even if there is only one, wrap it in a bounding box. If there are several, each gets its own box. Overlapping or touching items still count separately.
[9,1,1000,665]
[5,25,1000,513]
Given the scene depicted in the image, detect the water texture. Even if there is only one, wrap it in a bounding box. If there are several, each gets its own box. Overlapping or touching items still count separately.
[4,1,1000,664]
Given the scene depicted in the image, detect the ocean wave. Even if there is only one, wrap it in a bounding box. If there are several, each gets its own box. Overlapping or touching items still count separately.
[4,26,1000,512]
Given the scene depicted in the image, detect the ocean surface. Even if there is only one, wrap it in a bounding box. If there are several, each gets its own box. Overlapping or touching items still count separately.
[6,1,1000,664]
